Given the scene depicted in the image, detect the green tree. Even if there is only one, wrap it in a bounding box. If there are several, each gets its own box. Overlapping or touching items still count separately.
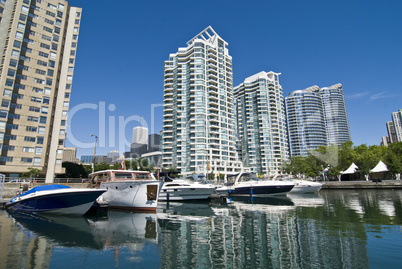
[22,167,42,179]
[60,162,88,178]
[94,162,111,172]
[384,142,402,176]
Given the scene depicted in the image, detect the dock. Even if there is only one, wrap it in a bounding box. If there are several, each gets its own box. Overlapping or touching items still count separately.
[321,180,402,189]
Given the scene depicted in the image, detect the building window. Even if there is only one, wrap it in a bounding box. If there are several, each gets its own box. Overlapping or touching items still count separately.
[11,50,19,58]
[5,79,13,87]
[40,116,47,123]
[3,89,12,97]
[21,5,29,13]
[7,69,16,77]
[33,158,41,166]
[22,147,34,152]
[37,137,44,144]
[21,157,33,163]
[38,126,45,134]
[35,147,42,155]
[0,110,7,118]
[41,106,48,114]
[13,40,22,48]
[1,100,10,108]
[28,116,39,122]
[24,136,35,142]
[0,156,13,162]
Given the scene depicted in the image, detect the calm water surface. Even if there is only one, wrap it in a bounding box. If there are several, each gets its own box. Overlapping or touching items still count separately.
[1,189,401,269]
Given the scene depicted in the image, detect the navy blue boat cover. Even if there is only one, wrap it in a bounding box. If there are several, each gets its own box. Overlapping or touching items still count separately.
[18,184,70,198]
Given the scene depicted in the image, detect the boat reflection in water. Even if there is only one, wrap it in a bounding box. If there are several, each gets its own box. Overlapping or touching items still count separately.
[88,210,158,247]
[9,211,103,249]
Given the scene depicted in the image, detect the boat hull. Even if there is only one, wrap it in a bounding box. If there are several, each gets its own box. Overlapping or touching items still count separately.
[158,186,216,201]
[5,189,106,215]
[100,181,162,211]
[219,181,295,197]
[290,181,323,193]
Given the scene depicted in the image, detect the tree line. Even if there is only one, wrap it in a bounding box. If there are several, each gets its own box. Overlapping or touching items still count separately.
[282,141,402,180]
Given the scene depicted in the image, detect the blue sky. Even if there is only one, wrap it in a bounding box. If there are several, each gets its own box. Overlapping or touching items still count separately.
[66,0,402,157]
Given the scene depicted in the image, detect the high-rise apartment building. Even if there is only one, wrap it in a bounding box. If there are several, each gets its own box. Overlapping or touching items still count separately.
[234,71,288,174]
[391,109,402,142]
[0,0,81,182]
[285,84,351,157]
[162,26,241,176]
[319,84,351,145]
[285,86,327,157]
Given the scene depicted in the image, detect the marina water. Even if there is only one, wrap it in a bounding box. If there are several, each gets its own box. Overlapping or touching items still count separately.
[1,189,401,268]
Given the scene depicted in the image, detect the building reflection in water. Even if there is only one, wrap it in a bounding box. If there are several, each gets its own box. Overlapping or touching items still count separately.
[1,190,401,268]
[156,193,371,268]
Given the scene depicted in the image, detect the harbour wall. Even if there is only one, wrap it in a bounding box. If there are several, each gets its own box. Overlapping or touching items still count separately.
[321,180,402,189]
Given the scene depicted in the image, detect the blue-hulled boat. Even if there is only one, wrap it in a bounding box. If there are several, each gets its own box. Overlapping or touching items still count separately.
[5,185,106,215]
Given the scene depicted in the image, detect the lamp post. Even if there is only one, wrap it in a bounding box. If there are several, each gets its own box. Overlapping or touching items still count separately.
[91,134,97,173]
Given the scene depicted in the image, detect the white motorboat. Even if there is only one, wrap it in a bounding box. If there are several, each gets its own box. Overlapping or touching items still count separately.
[159,176,216,201]
[216,173,295,197]
[5,184,106,215]
[290,179,323,193]
[88,170,162,211]
[269,174,323,193]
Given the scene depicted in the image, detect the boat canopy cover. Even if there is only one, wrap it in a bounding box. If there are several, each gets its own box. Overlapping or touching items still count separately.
[18,184,71,198]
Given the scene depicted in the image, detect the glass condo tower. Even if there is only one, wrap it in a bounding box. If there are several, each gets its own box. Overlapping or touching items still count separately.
[162,26,241,176]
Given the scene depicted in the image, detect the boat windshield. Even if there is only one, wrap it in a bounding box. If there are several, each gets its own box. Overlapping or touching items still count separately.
[237,173,259,182]
[114,173,133,179]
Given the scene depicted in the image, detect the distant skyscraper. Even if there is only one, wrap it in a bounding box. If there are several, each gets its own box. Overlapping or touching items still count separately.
[132,126,148,144]
[130,126,148,158]
[107,150,120,163]
[148,133,160,153]
[391,109,402,142]
[0,0,82,182]
[62,147,78,163]
[285,86,327,157]
[386,121,397,143]
[319,84,351,146]
[162,26,241,175]
[234,71,288,174]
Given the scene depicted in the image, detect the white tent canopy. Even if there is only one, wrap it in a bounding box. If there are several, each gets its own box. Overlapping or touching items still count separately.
[341,163,358,174]
[370,161,388,173]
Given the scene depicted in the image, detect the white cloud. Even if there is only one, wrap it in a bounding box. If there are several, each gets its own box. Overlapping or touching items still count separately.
[370,91,399,100]
[345,92,369,99]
